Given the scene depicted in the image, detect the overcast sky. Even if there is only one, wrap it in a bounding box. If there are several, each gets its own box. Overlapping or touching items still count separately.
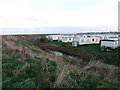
[0,0,119,34]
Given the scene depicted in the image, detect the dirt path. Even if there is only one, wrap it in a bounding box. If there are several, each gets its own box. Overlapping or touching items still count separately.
[54,65,70,88]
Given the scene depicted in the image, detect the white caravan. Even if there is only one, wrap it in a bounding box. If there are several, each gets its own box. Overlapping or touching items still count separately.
[72,37,100,46]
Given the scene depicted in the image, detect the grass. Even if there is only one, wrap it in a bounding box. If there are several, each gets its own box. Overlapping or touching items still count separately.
[2,36,119,88]
[57,69,120,88]
[96,61,118,69]
[48,41,62,46]
[15,40,28,47]
[2,53,57,88]
[48,41,120,55]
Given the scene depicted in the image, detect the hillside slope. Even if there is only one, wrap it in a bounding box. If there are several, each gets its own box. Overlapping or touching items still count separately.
[2,35,120,88]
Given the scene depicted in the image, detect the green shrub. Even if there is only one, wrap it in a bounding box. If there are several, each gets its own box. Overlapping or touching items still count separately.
[98,81,120,88]
[62,42,71,47]
[40,46,46,50]
[40,37,48,43]
[82,74,99,88]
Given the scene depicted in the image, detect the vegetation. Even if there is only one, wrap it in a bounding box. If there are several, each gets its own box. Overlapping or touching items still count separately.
[40,37,48,43]
[2,54,57,88]
[2,35,120,89]
[48,41,120,55]
[62,42,71,47]
[48,41,119,66]
[57,69,119,88]
[48,41,62,46]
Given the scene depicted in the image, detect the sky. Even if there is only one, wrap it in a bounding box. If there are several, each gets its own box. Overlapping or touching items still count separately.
[0,0,119,34]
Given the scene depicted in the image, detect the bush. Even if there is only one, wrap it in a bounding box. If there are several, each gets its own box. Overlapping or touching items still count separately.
[62,42,71,47]
[40,37,48,43]
[82,74,99,88]
[40,46,46,50]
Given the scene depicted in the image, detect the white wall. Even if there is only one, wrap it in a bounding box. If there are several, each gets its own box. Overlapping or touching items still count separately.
[48,35,62,41]
[101,41,119,49]
[73,37,100,45]
[62,37,74,43]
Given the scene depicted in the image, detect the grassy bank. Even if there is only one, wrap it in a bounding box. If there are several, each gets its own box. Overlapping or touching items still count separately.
[48,41,120,55]
[2,35,119,88]
[48,41,119,66]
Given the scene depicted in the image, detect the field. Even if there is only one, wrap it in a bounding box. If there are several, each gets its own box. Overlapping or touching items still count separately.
[2,35,120,89]
[48,41,120,55]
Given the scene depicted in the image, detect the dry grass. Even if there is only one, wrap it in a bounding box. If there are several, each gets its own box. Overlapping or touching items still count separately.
[2,35,119,86]
[54,65,70,88]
